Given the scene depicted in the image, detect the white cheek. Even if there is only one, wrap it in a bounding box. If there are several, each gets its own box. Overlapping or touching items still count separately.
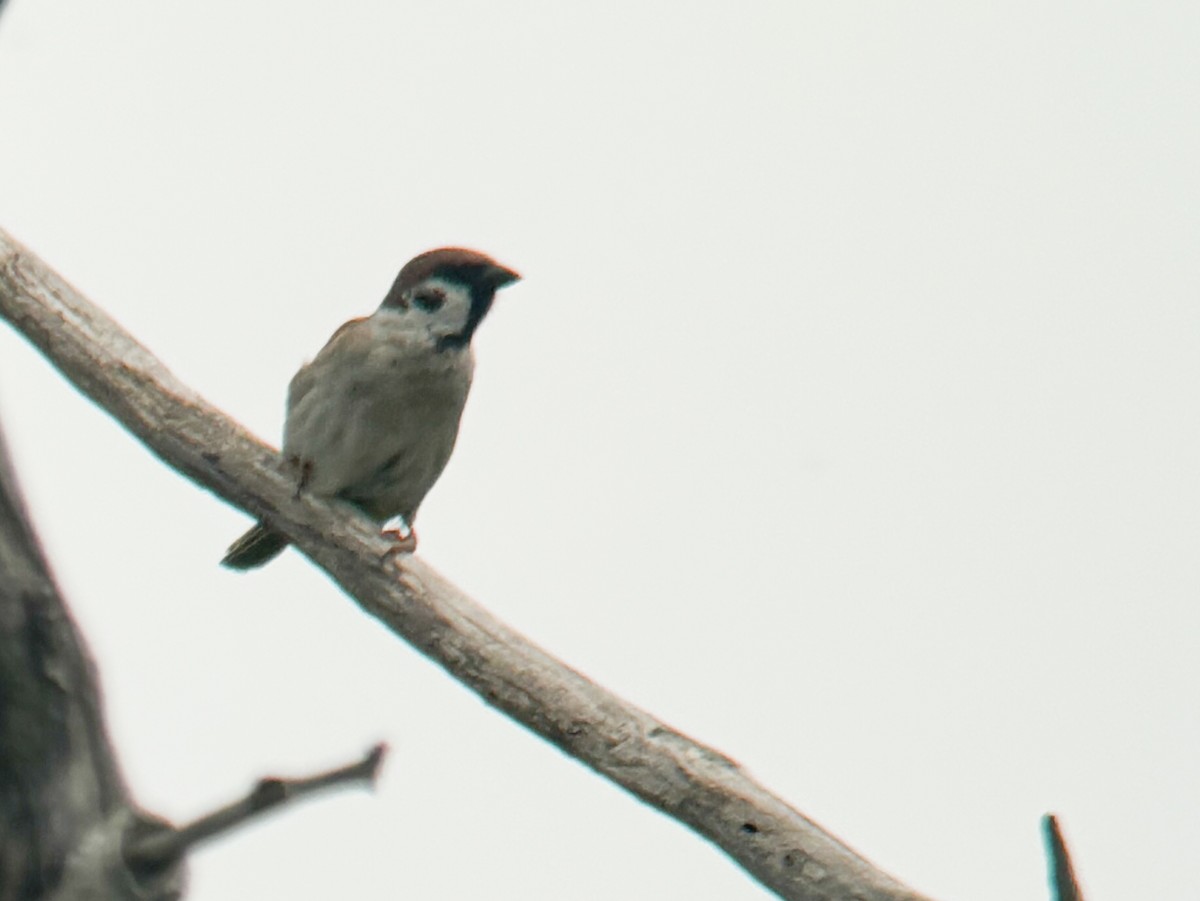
[421,281,473,337]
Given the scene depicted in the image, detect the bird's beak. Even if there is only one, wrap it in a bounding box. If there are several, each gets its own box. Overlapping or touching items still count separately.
[486,263,521,289]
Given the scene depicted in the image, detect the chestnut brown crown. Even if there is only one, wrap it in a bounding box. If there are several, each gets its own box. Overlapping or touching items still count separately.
[390,248,520,298]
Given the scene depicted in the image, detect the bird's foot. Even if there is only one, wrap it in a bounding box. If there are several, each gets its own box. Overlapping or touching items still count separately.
[379,515,416,565]
[286,455,314,498]
[382,527,417,547]
[380,528,417,566]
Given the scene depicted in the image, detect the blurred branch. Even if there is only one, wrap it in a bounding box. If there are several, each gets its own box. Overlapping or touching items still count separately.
[126,743,387,870]
[0,414,183,901]
[0,226,934,901]
[1042,815,1085,901]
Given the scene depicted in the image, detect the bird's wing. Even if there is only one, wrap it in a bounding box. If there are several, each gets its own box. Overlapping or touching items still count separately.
[282,316,384,474]
[281,316,431,503]
[285,316,371,415]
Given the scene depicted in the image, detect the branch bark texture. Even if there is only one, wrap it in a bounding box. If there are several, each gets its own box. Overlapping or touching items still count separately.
[0,228,933,901]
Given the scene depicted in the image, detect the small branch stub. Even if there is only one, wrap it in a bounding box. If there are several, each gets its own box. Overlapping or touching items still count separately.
[1042,814,1085,901]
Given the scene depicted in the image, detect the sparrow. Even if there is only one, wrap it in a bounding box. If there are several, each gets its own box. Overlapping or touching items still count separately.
[221,247,520,569]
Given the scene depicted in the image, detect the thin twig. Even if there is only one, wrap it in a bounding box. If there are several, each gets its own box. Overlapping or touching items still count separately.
[1042,814,1084,901]
[0,227,933,901]
[126,744,387,870]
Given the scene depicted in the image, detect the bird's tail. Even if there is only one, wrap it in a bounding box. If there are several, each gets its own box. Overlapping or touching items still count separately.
[221,522,290,570]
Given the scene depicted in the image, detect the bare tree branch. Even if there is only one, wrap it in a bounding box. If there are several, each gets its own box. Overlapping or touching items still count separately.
[126,743,387,870]
[0,227,933,901]
[1042,814,1084,901]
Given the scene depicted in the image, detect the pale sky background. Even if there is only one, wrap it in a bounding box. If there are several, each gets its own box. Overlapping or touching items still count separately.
[0,3,1197,900]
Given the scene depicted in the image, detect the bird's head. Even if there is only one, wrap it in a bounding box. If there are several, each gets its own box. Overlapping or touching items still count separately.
[381,248,520,350]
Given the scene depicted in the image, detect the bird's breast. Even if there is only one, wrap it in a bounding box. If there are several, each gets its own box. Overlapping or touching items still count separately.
[282,337,474,516]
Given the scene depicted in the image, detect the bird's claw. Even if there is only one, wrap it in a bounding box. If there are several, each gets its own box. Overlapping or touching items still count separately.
[286,455,314,498]
[380,528,417,565]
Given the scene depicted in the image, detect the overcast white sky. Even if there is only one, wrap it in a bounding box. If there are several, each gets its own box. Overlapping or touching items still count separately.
[1,3,1197,900]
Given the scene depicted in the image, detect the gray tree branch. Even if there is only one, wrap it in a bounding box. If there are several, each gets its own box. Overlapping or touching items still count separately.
[0,226,931,901]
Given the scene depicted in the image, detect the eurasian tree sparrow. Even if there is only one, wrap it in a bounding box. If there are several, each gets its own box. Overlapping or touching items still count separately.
[221,247,520,569]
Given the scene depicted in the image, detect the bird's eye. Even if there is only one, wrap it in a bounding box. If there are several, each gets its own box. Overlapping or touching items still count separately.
[413,290,446,312]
